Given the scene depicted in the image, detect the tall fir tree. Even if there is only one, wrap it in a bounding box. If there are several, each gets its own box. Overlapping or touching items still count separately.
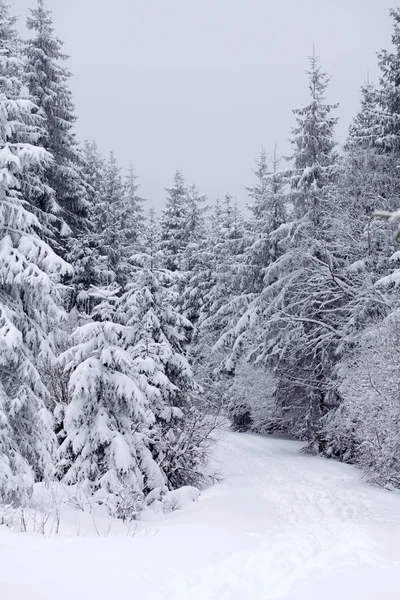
[25,0,89,243]
[123,164,146,255]
[160,170,189,271]
[66,141,106,313]
[94,151,129,288]
[0,0,71,505]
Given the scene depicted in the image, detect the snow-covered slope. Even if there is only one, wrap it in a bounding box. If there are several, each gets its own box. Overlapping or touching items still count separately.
[1,431,400,599]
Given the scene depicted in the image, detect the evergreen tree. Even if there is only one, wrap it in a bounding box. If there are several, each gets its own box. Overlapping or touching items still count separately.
[289,50,339,225]
[142,206,161,266]
[25,0,89,241]
[82,140,105,209]
[59,245,213,516]
[160,170,189,271]
[347,81,379,150]
[193,195,248,412]
[375,8,400,155]
[246,147,286,291]
[211,149,286,429]
[0,0,70,505]
[58,288,165,518]
[66,141,105,313]
[214,54,343,447]
[118,252,212,490]
[123,164,146,255]
[94,151,129,288]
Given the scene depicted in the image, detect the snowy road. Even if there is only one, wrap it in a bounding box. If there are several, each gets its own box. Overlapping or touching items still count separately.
[2,431,400,599]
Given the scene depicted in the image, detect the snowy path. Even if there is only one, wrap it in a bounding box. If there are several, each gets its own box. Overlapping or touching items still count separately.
[2,431,400,599]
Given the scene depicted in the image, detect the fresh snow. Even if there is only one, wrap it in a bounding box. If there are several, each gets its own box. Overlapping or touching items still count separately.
[1,431,400,599]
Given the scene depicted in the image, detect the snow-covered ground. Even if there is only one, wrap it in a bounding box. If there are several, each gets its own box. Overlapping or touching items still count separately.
[1,431,400,600]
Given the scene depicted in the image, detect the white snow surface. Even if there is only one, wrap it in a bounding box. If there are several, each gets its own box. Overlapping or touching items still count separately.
[2,431,400,599]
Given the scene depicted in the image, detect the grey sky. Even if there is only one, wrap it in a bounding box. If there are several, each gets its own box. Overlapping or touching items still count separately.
[14,0,395,210]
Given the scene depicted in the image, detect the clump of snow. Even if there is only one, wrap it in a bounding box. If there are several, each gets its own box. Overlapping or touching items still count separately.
[162,486,200,512]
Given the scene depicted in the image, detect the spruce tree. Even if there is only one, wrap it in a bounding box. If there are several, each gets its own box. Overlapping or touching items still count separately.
[118,252,211,490]
[94,151,129,288]
[246,147,286,290]
[160,170,189,271]
[66,141,105,313]
[25,0,88,241]
[0,0,71,505]
[59,241,213,516]
[375,8,400,155]
[289,51,339,225]
[58,288,166,518]
[123,164,146,255]
[215,55,344,447]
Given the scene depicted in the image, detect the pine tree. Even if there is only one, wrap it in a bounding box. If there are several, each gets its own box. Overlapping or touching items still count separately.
[210,150,286,429]
[82,140,105,209]
[193,195,248,413]
[177,183,208,322]
[89,154,146,291]
[66,141,105,313]
[185,183,207,244]
[0,0,71,505]
[94,151,129,288]
[375,8,400,155]
[25,0,88,241]
[289,50,339,225]
[142,206,161,266]
[347,81,379,150]
[246,147,286,290]
[59,245,214,516]
[123,164,146,255]
[214,55,344,446]
[160,170,189,271]
[58,287,165,518]
[118,252,212,490]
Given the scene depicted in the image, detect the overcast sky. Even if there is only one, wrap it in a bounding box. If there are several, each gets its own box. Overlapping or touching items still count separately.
[13,0,395,210]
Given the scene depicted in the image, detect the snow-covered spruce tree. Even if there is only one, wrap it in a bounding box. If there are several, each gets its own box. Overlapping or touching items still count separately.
[374,8,400,159]
[347,80,380,151]
[217,54,346,448]
[182,198,224,409]
[344,81,394,259]
[328,81,398,372]
[258,53,341,448]
[58,288,165,518]
[0,0,71,505]
[0,1,64,257]
[288,51,339,224]
[178,182,208,323]
[117,251,216,491]
[160,170,189,271]
[234,146,287,308]
[184,183,207,247]
[25,0,89,241]
[195,194,249,415]
[353,9,400,230]
[58,249,215,517]
[203,194,248,348]
[142,206,161,263]
[66,141,105,313]
[324,312,400,488]
[214,149,287,430]
[360,9,400,243]
[322,15,400,472]
[94,151,130,288]
[123,164,146,255]
[82,140,105,209]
